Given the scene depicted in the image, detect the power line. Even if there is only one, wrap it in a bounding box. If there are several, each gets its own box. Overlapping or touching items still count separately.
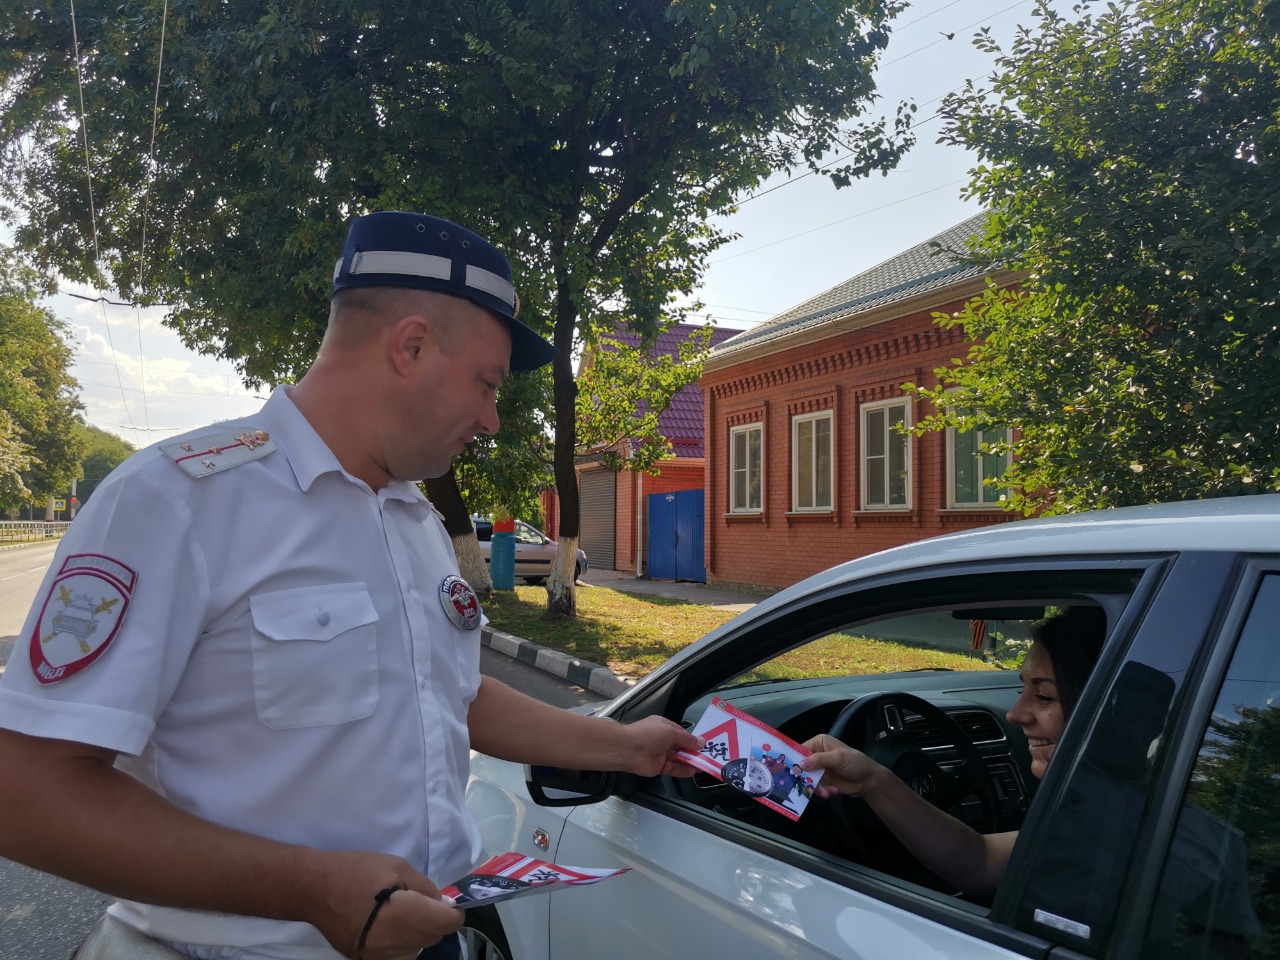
[69,0,141,439]
[698,302,778,315]
[896,0,965,31]
[883,0,1034,67]
[712,179,966,265]
[66,291,174,307]
[75,376,254,399]
[736,0,1037,206]
[132,0,170,439]
[72,356,245,382]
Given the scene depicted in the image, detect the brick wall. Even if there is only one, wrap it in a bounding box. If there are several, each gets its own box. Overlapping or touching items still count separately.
[701,301,1019,591]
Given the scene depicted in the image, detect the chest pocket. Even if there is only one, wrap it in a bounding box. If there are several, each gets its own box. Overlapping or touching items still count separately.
[249,583,380,729]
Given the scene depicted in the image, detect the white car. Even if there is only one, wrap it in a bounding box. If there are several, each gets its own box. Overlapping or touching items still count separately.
[462,496,1280,959]
[476,520,587,584]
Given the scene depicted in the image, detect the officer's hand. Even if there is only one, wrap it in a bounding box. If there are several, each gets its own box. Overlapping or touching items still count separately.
[618,715,704,778]
[307,851,462,960]
[353,887,463,960]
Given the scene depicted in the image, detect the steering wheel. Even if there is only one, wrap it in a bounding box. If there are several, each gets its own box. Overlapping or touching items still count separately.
[825,692,999,868]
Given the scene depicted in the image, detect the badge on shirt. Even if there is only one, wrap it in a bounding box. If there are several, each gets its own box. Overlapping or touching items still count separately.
[439,575,481,631]
[29,554,136,684]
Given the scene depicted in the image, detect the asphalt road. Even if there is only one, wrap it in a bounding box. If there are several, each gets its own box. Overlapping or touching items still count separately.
[0,542,595,957]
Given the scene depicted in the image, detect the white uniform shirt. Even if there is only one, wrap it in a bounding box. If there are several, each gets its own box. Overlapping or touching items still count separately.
[0,387,485,958]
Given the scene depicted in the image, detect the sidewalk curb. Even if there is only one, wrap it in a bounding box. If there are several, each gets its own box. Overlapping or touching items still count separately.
[0,540,60,552]
[481,625,635,700]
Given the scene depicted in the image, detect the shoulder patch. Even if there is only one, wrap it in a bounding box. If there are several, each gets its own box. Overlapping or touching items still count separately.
[162,427,276,478]
[29,554,136,683]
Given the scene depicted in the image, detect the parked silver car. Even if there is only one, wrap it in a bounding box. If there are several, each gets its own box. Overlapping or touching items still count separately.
[462,495,1280,960]
[477,520,587,584]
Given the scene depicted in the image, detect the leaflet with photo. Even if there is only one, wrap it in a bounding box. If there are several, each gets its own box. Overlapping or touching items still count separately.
[676,696,824,822]
[443,852,631,909]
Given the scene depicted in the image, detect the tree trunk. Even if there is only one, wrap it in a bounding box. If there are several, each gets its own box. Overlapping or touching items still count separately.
[423,468,493,596]
[546,279,580,618]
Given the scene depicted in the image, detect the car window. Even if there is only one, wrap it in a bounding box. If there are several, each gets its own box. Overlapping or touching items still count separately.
[1139,573,1280,959]
[720,606,1040,688]
[662,567,1146,909]
[515,523,544,545]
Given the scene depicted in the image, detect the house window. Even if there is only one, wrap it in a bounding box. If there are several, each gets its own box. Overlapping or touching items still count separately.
[792,412,832,511]
[949,421,1011,507]
[730,424,763,513]
[862,398,911,509]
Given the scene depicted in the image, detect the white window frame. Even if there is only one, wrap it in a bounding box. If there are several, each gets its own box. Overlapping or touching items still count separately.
[947,411,1012,508]
[860,398,912,510]
[791,411,833,512]
[729,423,763,514]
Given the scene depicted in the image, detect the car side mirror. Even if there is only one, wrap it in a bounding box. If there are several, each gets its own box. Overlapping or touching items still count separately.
[525,764,616,807]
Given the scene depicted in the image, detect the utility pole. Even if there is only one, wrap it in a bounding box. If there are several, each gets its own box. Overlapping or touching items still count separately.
[69,477,77,519]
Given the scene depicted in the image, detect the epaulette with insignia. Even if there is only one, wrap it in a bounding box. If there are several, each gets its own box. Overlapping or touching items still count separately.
[161,427,276,478]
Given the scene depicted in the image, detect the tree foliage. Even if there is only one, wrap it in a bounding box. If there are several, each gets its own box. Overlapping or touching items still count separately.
[576,323,714,473]
[917,0,1280,514]
[0,0,913,613]
[0,249,84,513]
[74,422,135,506]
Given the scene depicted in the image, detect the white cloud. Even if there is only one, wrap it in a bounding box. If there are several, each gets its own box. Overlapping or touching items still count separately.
[65,311,265,447]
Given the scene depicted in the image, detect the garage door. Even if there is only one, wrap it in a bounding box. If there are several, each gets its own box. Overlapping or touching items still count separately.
[579,469,616,572]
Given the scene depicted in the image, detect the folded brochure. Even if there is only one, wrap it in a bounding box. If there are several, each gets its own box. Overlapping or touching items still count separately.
[443,852,630,909]
[676,696,824,822]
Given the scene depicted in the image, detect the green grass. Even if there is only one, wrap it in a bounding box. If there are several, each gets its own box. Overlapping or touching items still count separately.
[483,586,1000,680]
[483,585,737,676]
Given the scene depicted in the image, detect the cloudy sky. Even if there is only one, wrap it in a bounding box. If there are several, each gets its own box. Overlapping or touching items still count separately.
[50,0,1053,448]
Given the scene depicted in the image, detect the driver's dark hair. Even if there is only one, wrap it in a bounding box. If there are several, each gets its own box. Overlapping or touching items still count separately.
[1032,606,1108,720]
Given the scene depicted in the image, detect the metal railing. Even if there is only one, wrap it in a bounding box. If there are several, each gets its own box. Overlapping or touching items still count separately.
[0,521,71,543]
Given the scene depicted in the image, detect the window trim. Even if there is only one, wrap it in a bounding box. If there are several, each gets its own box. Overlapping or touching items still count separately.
[729,422,764,515]
[613,559,1166,950]
[791,410,834,513]
[860,397,912,511]
[947,414,1012,509]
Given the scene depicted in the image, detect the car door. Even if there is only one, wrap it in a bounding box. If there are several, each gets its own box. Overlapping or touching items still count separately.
[544,558,1164,960]
[550,794,1024,960]
[995,552,1280,960]
[513,522,551,579]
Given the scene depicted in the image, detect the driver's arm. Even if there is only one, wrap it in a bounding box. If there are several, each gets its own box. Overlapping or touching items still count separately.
[802,734,1015,893]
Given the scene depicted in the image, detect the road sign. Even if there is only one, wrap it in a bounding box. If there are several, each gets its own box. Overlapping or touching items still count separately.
[53,499,66,511]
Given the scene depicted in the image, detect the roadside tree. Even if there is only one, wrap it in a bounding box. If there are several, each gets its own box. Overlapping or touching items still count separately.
[0,253,84,515]
[576,324,715,474]
[74,424,135,507]
[915,0,1280,514]
[0,0,913,613]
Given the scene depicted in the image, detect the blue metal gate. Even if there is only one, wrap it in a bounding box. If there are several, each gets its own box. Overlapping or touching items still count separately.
[647,489,705,582]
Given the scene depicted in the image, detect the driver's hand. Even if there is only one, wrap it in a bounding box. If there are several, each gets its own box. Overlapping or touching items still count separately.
[800,734,888,799]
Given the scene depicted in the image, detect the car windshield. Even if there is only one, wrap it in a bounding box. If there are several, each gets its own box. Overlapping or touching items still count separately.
[721,605,1043,688]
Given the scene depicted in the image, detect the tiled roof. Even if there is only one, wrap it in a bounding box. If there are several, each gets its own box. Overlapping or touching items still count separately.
[709,212,991,363]
[610,323,737,458]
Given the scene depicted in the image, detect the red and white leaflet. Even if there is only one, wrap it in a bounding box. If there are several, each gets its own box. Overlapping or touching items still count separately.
[676,696,824,822]
[442,852,631,909]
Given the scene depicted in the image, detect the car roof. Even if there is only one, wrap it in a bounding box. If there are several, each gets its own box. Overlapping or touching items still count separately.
[766,494,1280,607]
[615,495,1280,708]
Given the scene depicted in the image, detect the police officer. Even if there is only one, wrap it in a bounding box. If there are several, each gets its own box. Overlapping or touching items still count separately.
[0,211,701,960]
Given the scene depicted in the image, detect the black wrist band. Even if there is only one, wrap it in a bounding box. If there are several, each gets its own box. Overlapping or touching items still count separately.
[355,884,406,960]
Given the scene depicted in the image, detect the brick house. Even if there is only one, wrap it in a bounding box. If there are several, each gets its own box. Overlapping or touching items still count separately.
[539,322,737,575]
[700,212,1021,591]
